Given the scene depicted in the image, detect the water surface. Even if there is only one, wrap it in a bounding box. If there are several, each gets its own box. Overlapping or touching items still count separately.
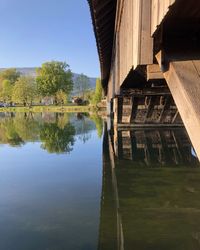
[0,112,102,250]
[0,112,200,250]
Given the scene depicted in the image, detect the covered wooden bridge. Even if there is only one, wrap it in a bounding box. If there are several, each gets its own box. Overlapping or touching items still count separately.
[88,0,200,160]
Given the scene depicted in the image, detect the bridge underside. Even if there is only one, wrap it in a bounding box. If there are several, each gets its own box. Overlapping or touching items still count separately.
[113,87,182,127]
[89,0,200,160]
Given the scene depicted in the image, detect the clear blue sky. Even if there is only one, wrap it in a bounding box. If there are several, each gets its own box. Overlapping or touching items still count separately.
[0,0,100,77]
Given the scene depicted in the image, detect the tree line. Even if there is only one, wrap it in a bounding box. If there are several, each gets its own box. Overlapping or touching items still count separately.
[0,61,103,106]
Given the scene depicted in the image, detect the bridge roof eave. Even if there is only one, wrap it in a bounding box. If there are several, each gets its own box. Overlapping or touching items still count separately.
[87,0,117,94]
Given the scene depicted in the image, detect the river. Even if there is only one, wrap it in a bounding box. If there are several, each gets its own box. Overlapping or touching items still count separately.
[0,112,199,250]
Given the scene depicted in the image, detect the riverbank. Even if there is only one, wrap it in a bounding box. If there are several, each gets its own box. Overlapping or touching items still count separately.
[0,105,96,113]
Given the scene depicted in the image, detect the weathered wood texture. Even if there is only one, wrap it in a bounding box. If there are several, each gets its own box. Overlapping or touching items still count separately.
[147,64,164,80]
[89,0,200,92]
[151,0,176,35]
[113,88,182,127]
[156,52,200,161]
[108,0,178,100]
[87,0,117,91]
[107,0,153,101]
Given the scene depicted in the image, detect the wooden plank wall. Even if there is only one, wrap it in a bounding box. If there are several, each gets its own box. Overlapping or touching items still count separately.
[151,0,176,35]
[107,0,153,101]
[107,0,178,101]
[107,71,114,102]
[118,0,153,84]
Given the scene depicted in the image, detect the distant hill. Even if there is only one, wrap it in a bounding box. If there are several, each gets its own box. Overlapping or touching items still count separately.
[0,67,37,77]
[0,68,97,95]
[72,73,96,89]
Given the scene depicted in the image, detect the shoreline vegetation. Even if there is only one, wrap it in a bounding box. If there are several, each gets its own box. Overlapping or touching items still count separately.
[0,105,97,113]
[0,62,103,110]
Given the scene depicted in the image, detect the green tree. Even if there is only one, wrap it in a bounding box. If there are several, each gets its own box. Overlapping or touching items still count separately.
[0,68,21,101]
[1,79,13,103]
[85,90,95,104]
[36,61,73,101]
[56,90,67,105]
[92,78,103,105]
[12,76,36,106]
[0,68,20,86]
[74,74,90,100]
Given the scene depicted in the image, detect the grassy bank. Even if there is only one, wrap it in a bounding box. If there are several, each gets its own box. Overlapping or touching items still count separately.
[0,105,96,113]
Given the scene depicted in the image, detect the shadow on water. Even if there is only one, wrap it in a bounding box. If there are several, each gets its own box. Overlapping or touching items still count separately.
[99,123,200,250]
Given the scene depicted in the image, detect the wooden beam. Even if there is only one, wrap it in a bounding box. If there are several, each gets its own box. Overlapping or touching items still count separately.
[130,97,139,123]
[121,87,170,96]
[96,0,113,13]
[113,97,123,125]
[172,110,179,124]
[147,64,164,80]
[144,96,156,123]
[156,51,200,161]
[157,96,170,123]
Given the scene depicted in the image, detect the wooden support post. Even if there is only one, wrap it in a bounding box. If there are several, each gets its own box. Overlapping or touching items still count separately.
[172,110,179,124]
[113,97,123,126]
[144,96,156,123]
[158,96,170,123]
[156,51,200,161]
[130,97,138,123]
[113,97,118,126]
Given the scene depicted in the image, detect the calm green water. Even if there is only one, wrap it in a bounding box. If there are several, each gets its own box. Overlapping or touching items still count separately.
[0,112,200,250]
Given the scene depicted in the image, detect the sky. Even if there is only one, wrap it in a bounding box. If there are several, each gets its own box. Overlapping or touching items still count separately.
[0,0,100,77]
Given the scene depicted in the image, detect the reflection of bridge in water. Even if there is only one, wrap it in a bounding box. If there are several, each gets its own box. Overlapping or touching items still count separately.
[98,125,200,250]
[111,128,197,167]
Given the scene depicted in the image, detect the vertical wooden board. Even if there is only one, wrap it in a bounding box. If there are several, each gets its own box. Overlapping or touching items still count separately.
[151,0,159,35]
[119,22,122,85]
[130,0,133,73]
[107,72,113,101]
[115,38,118,95]
[140,0,153,65]
[117,33,120,93]
[124,2,127,75]
[113,97,118,125]
[126,0,129,74]
[118,29,121,86]
[124,2,127,77]
[132,0,140,68]
[128,0,133,74]
[151,0,176,35]
[113,59,116,96]
[109,69,116,100]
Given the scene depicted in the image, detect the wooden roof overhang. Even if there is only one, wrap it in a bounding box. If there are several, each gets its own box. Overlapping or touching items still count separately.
[88,0,117,93]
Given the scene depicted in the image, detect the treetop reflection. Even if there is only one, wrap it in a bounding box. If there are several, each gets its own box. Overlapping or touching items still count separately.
[0,112,103,154]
